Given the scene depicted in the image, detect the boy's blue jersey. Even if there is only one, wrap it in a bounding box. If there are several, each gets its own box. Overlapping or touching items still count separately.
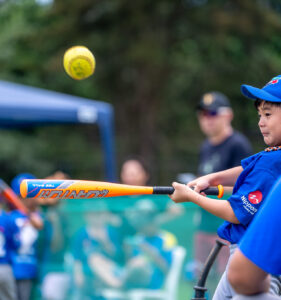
[218,150,281,244]
[10,210,39,279]
[239,176,281,275]
[0,210,19,264]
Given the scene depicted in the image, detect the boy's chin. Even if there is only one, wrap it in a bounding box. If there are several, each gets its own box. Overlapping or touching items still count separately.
[263,137,272,146]
[265,140,280,147]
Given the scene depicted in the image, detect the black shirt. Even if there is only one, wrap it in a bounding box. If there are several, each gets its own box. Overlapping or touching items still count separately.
[198,131,253,176]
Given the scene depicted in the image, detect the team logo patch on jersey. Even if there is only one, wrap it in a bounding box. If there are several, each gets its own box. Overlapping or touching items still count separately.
[248,191,263,204]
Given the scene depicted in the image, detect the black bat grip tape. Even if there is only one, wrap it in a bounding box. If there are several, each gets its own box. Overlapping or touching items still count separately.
[202,187,219,195]
[153,187,175,194]
[152,186,219,196]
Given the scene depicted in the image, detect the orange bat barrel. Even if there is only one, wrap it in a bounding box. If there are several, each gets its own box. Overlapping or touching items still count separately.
[20,179,224,200]
[20,179,155,200]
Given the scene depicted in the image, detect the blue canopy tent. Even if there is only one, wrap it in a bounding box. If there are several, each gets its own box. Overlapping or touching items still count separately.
[0,80,116,181]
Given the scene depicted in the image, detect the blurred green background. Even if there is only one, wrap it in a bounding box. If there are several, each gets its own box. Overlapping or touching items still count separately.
[1,0,281,183]
[1,2,281,299]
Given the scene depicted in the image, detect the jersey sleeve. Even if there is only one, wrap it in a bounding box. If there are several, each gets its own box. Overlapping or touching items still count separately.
[241,153,260,169]
[239,177,281,275]
[228,168,276,226]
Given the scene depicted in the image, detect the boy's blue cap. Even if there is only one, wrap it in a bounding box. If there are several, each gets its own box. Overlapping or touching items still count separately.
[11,173,36,196]
[241,75,281,103]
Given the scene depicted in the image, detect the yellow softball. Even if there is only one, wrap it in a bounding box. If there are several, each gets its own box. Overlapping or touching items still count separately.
[63,46,96,80]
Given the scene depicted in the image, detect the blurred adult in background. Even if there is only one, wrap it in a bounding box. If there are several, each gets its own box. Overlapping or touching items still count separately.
[10,173,44,300]
[120,156,184,242]
[71,202,122,299]
[119,158,182,290]
[193,92,252,285]
[118,156,152,245]
[122,199,177,290]
[85,199,178,292]
[120,156,150,186]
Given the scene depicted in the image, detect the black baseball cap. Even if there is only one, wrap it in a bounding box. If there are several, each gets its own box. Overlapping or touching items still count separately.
[197,91,231,112]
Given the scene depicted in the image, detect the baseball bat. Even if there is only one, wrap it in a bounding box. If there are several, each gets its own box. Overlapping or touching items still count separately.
[20,179,224,200]
[0,179,29,214]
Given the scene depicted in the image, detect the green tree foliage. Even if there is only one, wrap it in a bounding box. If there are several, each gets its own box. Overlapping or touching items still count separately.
[0,0,281,182]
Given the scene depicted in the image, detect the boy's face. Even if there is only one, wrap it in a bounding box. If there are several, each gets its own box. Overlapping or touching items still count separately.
[258,102,281,146]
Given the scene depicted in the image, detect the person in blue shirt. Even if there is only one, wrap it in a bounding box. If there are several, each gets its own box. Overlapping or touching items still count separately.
[71,202,122,299]
[228,176,281,300]
[72,199,177,294]
[0,201,20,300]
[122,199,177,290]
[169,75,281,299]
[10,173,43,300]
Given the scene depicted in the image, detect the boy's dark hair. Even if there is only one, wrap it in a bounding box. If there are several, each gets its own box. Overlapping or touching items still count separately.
[254,99,281,110]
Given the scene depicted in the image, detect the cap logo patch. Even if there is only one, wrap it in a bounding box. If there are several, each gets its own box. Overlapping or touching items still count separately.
[248,191,263,204]
[265,76,281,87]
[203,94,213,105]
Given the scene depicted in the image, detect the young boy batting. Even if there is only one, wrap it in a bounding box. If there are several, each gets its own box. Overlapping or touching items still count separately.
[170,75,281,299]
